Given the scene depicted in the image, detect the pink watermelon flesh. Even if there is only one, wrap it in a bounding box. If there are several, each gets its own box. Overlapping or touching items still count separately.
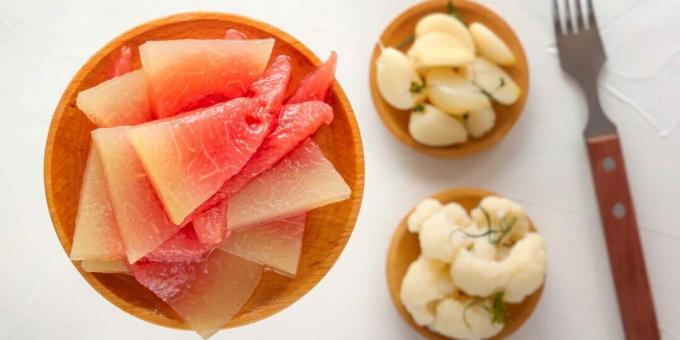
[150,56,292,244]
[143,226,210,263]
[220,214,306,277]
[193,203,228,246]
[70,147,125,261]
[171,29,248,113]
[76,70,152,128]
[228,139,350,230]
[139,38,274,118]
[192,101,332,240]
[81,259,130,274]
[224,29,247,40]
[286,51,337,104]
[133,251,263,338]
[128,97,271,226]
[110,45,133,78]
[251,55,293,113]
[92,127,182,263]
[190,56,294,243]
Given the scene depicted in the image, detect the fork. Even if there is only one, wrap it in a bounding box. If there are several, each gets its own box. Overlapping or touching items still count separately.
[552,1,660,339]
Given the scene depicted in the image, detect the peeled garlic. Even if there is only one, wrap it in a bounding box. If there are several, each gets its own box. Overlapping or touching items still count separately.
[376,47,426,110]
[409,104,468,146]
[465,106,496,138]
[469,22,515,66]
[415,13,475,53]
[468,57,520,105]
[426,68,490,115]
[408,32,474,69]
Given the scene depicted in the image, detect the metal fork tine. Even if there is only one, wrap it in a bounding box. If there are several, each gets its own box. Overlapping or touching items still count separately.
[552,0,562,34]
[574,0,584,31]
[564,0,573,33]
[587,0,598,28]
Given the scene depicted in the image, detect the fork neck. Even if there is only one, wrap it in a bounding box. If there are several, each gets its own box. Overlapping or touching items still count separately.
[580,72,617,137]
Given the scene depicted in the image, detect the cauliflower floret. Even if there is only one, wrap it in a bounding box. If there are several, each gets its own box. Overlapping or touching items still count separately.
[430,297,503,340]
[503,233,547,303]
[451,244,508,298]
[420,203,473,262]
[400,256,456,326]
[452,232,546,303]
[470,196,529,246]
[469,235,496,260]
[407,198,443,233]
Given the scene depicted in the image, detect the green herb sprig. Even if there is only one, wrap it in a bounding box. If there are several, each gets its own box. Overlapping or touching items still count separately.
[447,0,464,22]
[412,103,425,112]
[490,292,507,325]
[409,82,425,94]
[453,207,516,245]
[463,292,508,329]
[394,35,415,50]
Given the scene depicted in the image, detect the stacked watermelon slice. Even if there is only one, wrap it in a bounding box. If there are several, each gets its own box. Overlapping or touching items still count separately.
[70,30,350,338]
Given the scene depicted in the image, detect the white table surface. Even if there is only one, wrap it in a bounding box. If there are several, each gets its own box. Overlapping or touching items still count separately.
[1,0,679,339]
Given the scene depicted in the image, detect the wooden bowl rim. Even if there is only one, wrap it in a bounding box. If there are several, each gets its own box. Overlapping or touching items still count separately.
[385,187,545,339]
[44,11,365,331]
[369,0,529,158]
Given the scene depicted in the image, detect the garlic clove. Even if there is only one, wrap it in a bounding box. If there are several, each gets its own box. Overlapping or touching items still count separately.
[376,47,426,110]
[409,104,468,146]
[469,22,516,66]
[415,13,475,53]
[407,32,475,69]
[426,68,491,115]
[468,57,521,105]
[465,106,496,138]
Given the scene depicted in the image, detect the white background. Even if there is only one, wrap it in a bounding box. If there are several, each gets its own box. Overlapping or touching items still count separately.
[1,0,679,339]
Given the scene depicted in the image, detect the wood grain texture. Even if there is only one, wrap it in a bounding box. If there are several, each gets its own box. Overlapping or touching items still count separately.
[586,134,660,340]
[43,12,364,331]
[386,188,543,339]
[369,0,529,158]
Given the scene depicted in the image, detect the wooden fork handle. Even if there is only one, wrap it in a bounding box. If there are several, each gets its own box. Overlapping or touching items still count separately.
[586,133,660,340]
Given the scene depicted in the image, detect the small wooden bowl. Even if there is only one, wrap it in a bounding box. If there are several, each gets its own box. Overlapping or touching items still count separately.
[386,188,543,339]
[44,12,364,331]
[369,0,529,158]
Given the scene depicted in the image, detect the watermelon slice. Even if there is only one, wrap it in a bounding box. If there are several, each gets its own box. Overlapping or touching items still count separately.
[143,226,210,263]
[220,214,307,277]
[139,38,274,118]
[110,45,133,78]
[193,100,334,232]
[128,97,271,225]
[76,70,152,127]
[81,259,130,274]
[224,29,247,40]
[228,139,350,230]
[92,127,182,263]
[133,251,262,338]
[251,55,293,113]
[70,148,124,261]
[287,52,337,104]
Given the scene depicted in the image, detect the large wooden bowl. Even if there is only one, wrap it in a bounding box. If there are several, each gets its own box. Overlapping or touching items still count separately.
[44,12,364,331]
[386,188,543,339]
[369,0,529,158]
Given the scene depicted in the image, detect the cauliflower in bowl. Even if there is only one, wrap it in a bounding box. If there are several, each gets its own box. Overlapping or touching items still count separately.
[400,195,546,339]
[400,256,456,326]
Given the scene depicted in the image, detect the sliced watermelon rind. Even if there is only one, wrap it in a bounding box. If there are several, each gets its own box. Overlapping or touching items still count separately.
[70,147,125,261]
